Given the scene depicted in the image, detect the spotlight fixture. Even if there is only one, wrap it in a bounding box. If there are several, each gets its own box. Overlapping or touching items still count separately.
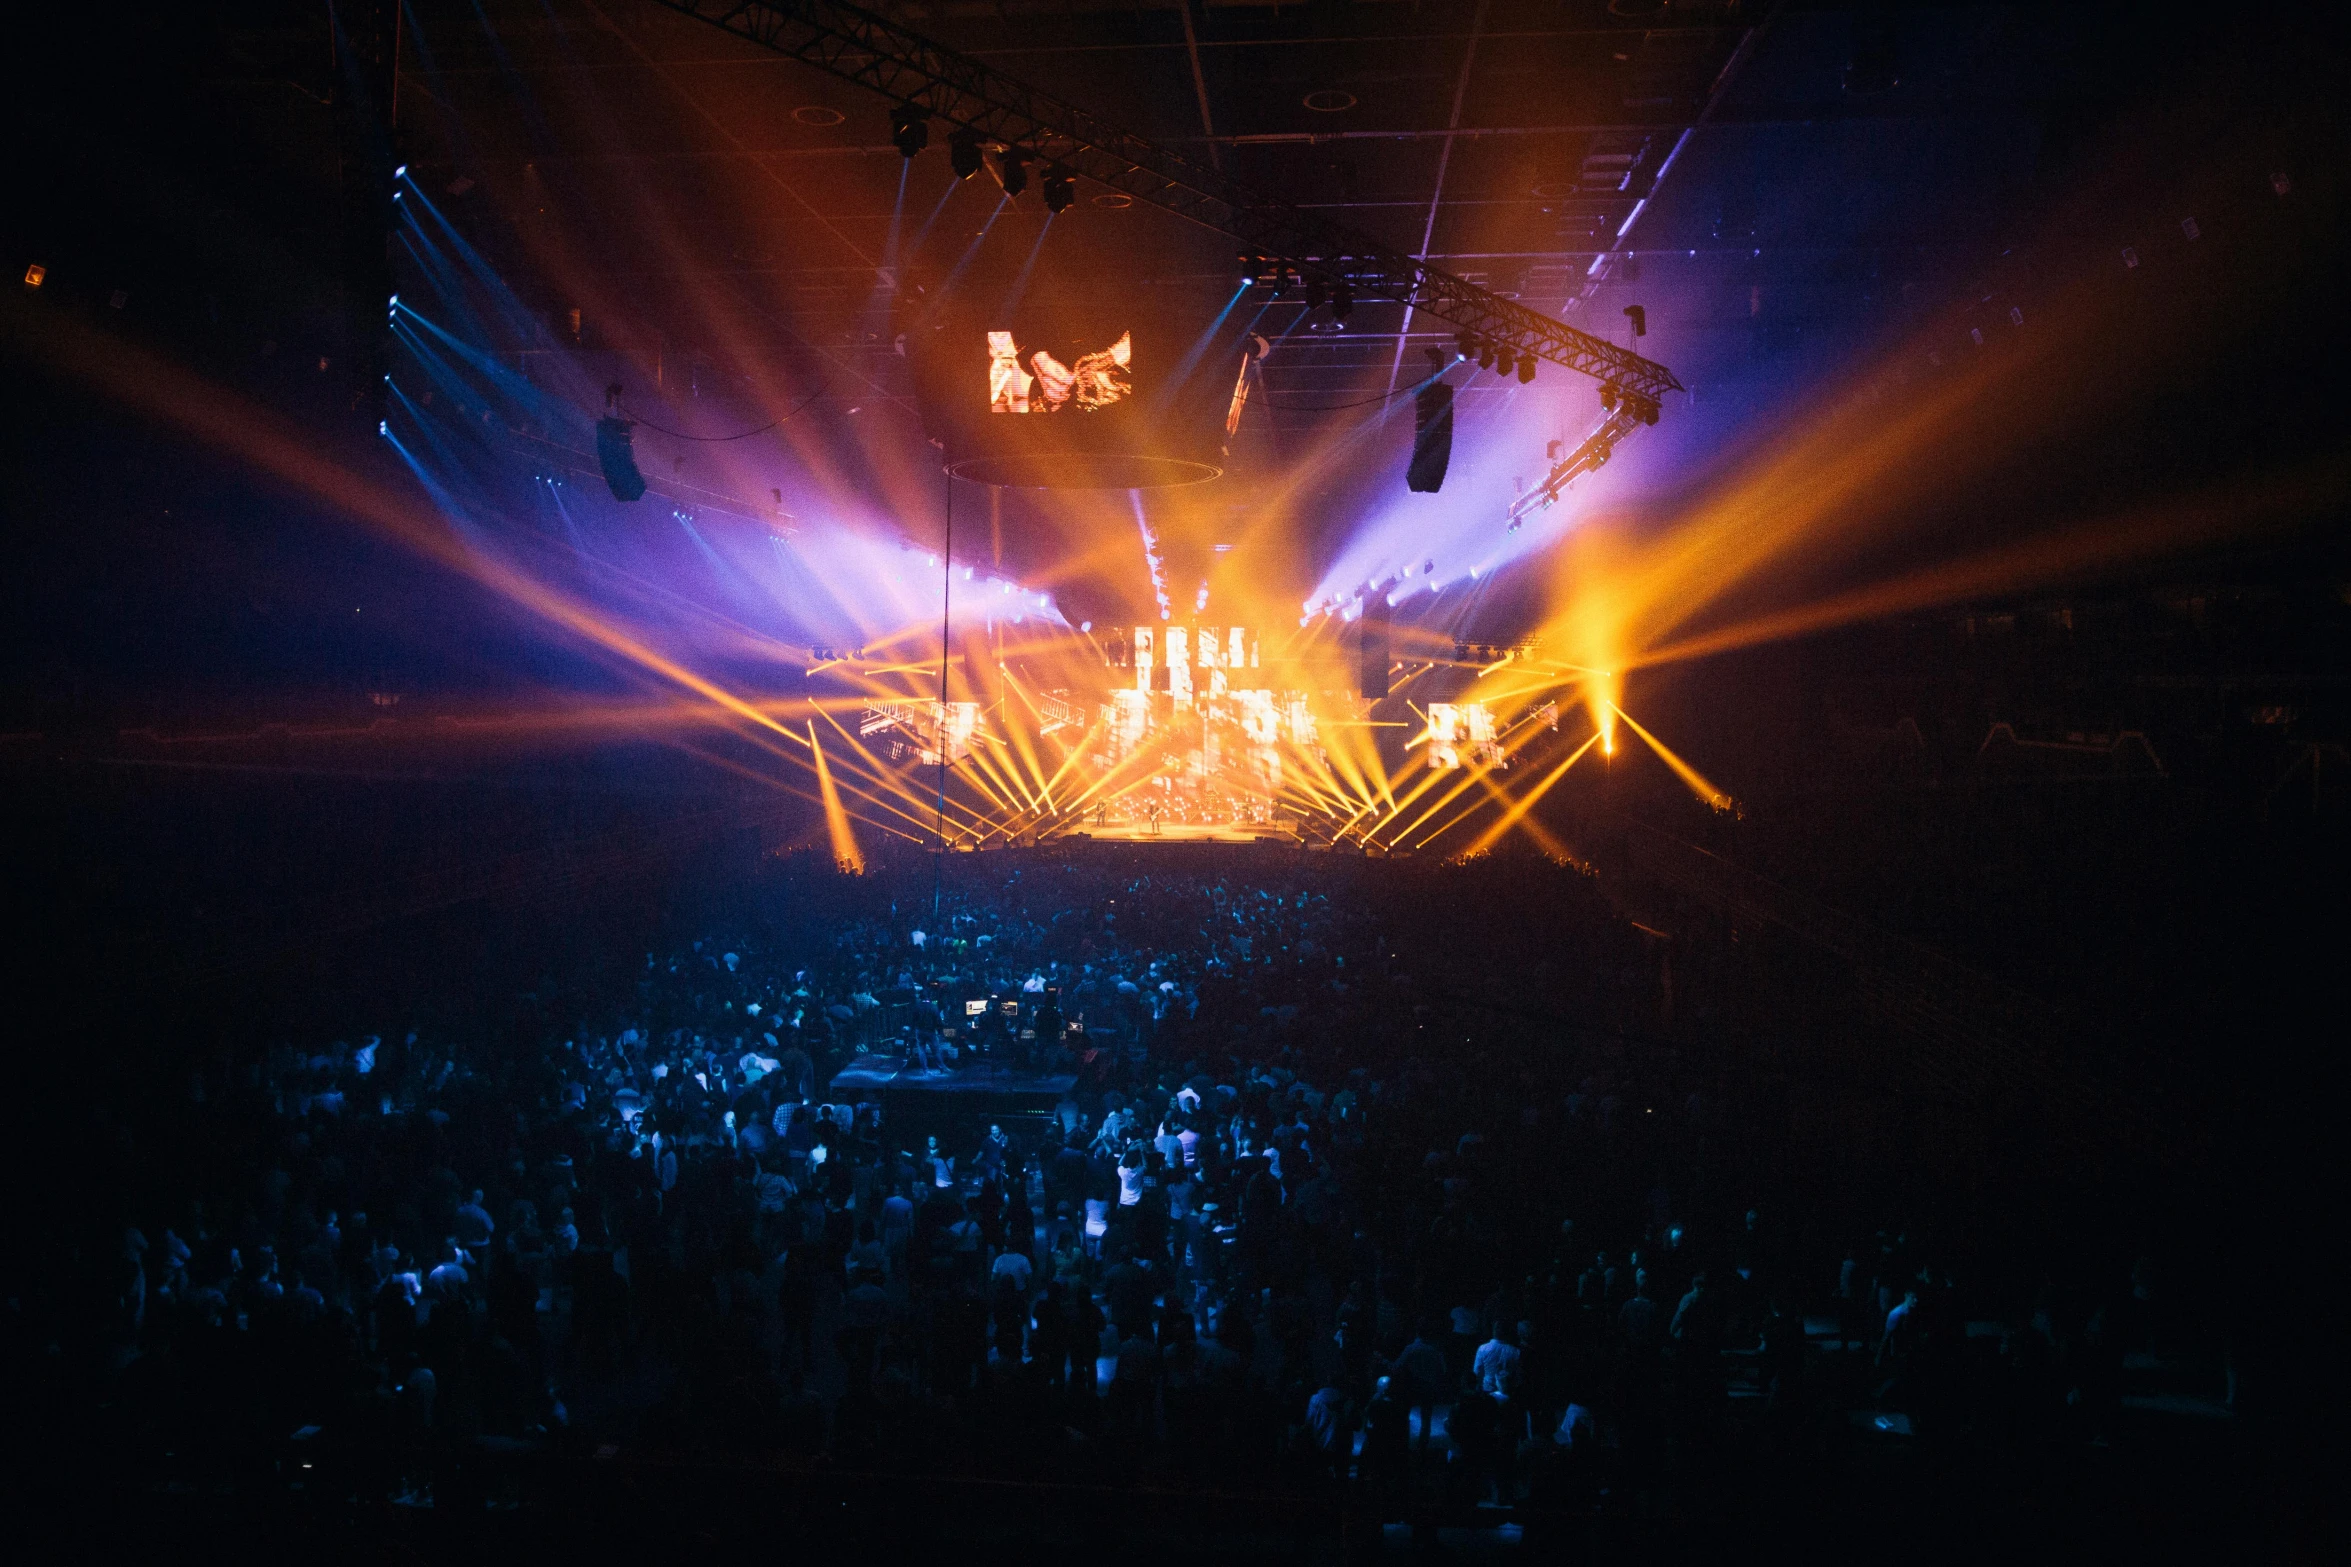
[889,106,929,158]
[1599,383,1620,411]
[1041,166,1077,213]
[1270,265,1292,299]
[393,163,407,179]
[1493,347,1515,378]
[1304,277,1329,311]
[1239,252,1262,283]
[1477,342,1495,370]
[949,128,984,180]
[998,148,1030,198]
[1455,331,1475,361]
[1331,281,1354,323]
[1623,304,1647,338]
[1517,355,1536,385]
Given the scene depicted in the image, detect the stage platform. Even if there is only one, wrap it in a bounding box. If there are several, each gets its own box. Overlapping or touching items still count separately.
[1047,823,1304,844]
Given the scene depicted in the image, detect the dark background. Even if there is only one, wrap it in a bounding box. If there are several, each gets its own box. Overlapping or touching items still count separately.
[3,3,2347,1535]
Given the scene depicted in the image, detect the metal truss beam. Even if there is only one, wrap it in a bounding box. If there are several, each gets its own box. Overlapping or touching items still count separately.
[1506,405,1650,528]
[649,0,1684,405]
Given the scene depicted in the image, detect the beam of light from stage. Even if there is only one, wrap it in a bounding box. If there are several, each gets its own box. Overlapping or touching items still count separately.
[975,731,1045,812]
[1410,765,1518,851]
[1461,731,1601,856]
[573,0,877,273]
[807,704,1000,838]
[383,377,463,467]
[901,177,961,266]
[1301,368,1547,622]
[1359,754,1446,838]
[673,738,920,846]
[998,212,1056,319]
[1382,751,1506,848]
[1129,491,1171,622]
[952,735,1029,820]
[807,722,865,871]
[1409,745,1577,856]
[880,160,909,272]
[12,312,822,768]
[1626,461,2349,675]
[1155,283,1251,412]
[1052,735,1181,823]
[1518,166,2342,782]
[950,725,1029,815]
[395,307,552,416]
[1307,738,1378,819]
[398,184,543,350]
[1609,702,1732,810]
[996,671,1062,807]
[936,195,1011,300]
[1036,712,1111,807]
[834,747,998,842]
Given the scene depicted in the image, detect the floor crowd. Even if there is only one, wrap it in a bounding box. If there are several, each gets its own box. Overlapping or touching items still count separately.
[45,846,2223,1518]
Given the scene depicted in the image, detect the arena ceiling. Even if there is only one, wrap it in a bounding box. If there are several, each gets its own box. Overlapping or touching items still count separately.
[380,1,2066,430]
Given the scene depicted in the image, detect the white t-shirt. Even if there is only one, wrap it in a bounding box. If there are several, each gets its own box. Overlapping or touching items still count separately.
[990,1251,1033,1293]
[1473,1337,1521,1398]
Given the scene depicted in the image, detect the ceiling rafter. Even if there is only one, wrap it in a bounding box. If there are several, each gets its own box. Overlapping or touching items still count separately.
[646,0,1685,404]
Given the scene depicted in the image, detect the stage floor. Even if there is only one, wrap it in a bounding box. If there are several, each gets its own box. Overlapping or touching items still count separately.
[1051,822,1301,844]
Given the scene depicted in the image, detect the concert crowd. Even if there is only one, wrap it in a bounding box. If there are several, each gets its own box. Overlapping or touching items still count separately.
[35,847,2218,1520]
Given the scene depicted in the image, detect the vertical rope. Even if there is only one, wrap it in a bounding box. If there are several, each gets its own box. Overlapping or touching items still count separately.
[933,465,953,923]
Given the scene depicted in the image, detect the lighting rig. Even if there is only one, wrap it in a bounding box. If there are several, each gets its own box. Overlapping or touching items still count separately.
[1503,385,1658,532]
[649,0,1681,405]
[1243,254,1356,325]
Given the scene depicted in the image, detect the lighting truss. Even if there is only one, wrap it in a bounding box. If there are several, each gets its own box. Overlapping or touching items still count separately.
[649,0,1684,406]
[1506,406,1649,529]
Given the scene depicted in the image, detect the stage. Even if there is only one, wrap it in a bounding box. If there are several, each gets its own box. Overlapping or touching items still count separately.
[1049,822,1303,845]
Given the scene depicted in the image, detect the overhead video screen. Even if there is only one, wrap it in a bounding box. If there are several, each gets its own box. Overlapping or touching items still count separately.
[987,329,1133,413]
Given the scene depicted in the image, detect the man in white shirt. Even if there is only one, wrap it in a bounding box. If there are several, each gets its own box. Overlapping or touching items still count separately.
[990,1246,1033,1296]
[1473,1322,1522,1400]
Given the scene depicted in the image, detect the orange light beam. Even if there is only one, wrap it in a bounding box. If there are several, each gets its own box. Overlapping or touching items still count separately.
[1381,749,1507,846]
[807,722,865,871]
[1038,713,1111,802]
[957,734,1030,815]
[813,708,999,836]
[1361,755,1451,837]
[1628,466,2347,675]
[1460,731,1601,857]
[13,312,825,760]
[1609,702,1733,810]
[996,672,1061,806]
[983,708,1051,808]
